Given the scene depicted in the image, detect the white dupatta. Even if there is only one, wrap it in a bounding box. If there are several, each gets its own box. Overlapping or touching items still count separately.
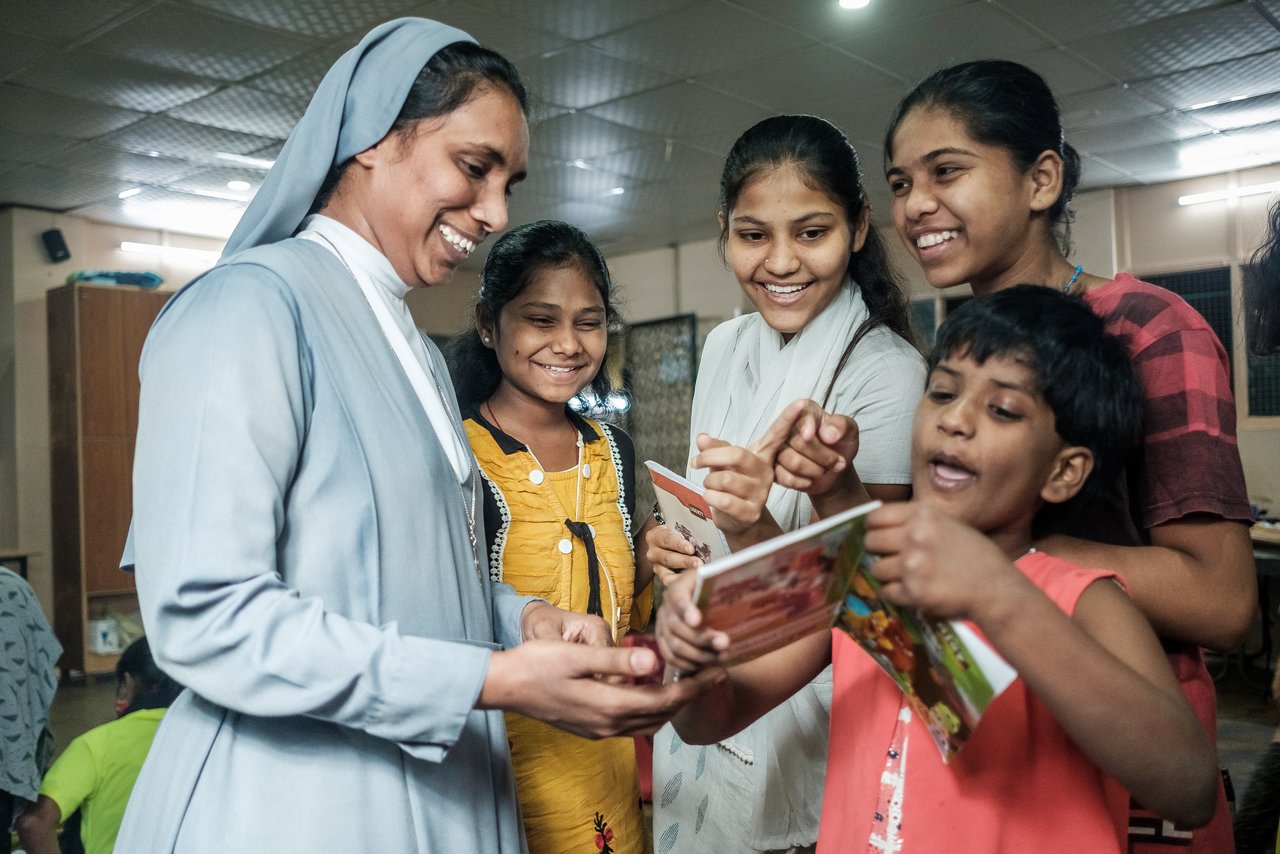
[687,282,869,532]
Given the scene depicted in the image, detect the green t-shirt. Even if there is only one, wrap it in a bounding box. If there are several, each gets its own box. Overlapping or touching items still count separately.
[39,707,166,854]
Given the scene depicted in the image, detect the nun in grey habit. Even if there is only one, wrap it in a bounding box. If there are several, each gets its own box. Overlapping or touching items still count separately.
[115,17,698,853]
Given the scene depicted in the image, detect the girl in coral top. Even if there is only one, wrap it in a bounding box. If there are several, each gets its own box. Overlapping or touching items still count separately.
[447,219,655,854]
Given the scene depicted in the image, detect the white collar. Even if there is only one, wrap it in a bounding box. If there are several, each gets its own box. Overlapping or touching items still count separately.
[301,214,412,301]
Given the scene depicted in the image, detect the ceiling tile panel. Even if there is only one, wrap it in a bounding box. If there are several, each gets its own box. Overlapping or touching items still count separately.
[426,4,570,63]
[836,3,1051,82]
[241,46,347,101]
[1188,91,1280,132]
[0,0,143,42]
[589,2,812,79]
[695,44,903,115]
[998,0,1225,39]
[731,0,974,43]
[800,87,912,154]
[1078,154,1139,188]
[1068,4,1280,81]
[0,29,56,77]
[1058,86,1167,130]
[470,0,696,41]
[185,0,425,39]
[517,161,634,203]
[0,84,145,138]
[540,198,633,235]
[1131,50,1280,109]
[0,130,81,165]
[166,165,263,202]
[519,45,678,111]
[16,50,220,113]
[528,112,661,161]
[44,143,197,183]
[3,1,1278,244]
[589,82,772,145]
[1068,112,1216,154]
[84,3,315,82]
[167,86,308,139]
[0,164,133,209]
[74,186,247,235]
[1009,47,1114,97]
[97,115,277,161]
[583,141,725,188]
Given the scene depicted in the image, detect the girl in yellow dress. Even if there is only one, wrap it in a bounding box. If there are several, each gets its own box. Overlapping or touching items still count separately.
[447,219,655,854]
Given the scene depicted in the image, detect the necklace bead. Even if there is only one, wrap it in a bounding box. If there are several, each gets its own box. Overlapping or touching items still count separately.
[1063,264,1083,294]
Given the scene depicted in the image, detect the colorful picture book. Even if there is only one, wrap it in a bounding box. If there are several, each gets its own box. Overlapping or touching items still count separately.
[645,461,730,563]
[691,500,1016,761]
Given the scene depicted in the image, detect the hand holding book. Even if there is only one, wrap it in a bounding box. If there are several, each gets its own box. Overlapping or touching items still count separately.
[657,499,1016,761]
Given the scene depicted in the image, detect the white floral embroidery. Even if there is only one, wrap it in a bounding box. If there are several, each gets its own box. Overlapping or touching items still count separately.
[479,470,511,583]
[597,421,632,542]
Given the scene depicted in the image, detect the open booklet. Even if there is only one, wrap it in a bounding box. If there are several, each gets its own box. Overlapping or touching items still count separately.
[645,461,730,563]
[690,499,1016,761]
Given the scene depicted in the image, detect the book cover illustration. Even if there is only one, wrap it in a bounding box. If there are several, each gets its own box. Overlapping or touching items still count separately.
[691,501,879,667]
[684,495,1015,762]
[645,461,730,563]
[836,561,1016,761]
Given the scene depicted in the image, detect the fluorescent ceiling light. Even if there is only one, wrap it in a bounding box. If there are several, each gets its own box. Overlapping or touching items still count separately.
[214,152,276,170]
[119,241,221,263]
[609,186,625,195]
[1177,181,1280,206]
[118,187,143,199]
[226,180,252,192]
[839,0,870,7]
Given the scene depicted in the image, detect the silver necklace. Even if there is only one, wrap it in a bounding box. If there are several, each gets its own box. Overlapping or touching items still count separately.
[311,232,483,584]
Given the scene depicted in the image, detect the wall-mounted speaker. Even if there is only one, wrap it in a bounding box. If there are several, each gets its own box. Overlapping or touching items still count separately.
[41,228,70,263]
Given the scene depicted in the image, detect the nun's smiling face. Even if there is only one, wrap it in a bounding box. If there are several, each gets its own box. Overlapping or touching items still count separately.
[339,85,529,288]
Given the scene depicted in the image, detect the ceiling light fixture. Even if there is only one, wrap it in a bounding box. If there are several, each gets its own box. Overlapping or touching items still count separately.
[226,180,252,192]
[118,187,143,199]
[609,187,625,195]
[119,241,221,264]
[839,0,870,8]
[1177,180,1280,206]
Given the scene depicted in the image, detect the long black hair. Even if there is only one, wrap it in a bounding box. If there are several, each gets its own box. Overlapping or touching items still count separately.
[885,60,1081,247]
[117,636,182,715]
[311,41,527,213]
[446,219,621,407]
[718,114,919,405]
[1247,197,1280,355]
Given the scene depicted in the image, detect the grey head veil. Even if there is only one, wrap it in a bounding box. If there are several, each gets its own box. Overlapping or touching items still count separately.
[220,16,475,258]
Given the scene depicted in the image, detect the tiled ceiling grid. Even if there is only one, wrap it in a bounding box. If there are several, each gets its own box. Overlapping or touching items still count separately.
[1,0,1279,258]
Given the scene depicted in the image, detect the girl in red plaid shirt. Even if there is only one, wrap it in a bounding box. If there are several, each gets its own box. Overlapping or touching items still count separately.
[883,59,1255,853]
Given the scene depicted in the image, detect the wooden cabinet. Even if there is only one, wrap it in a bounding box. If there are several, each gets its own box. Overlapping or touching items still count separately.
[48,283,170,675]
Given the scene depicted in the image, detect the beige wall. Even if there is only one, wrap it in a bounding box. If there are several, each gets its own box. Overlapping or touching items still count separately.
[2,207,216,618]
[5,167,1279,616]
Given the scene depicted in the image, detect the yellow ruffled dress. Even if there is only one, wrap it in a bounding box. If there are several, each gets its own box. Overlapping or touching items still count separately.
[465,410,652,854]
